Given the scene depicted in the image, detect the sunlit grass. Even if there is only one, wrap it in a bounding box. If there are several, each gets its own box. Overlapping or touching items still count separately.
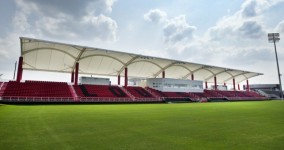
[0,101,284,150]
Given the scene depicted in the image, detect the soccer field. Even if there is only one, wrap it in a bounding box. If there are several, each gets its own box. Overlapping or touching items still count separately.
[0,101,284,150]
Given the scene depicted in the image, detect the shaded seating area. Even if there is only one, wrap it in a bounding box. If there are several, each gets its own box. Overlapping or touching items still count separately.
[73,84,132,102]
[145,87,193,102]
[216,90,243,97]
[239,91,264,98]
[213,90,265,101]
[74,84,128,98]
[146,87,188,98]
[204,90,224,98]
[125,86,154,98]
[145,87,167,97]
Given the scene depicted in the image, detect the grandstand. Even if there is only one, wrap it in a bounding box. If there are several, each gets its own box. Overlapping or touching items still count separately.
[244,84,283,99]
[0,37,267,103]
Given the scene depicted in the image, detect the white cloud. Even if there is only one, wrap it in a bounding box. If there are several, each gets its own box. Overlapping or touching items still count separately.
[82,14,118,41]
[87,0,117,15]
[144,9,167,23]
[208,11,265,41]
[11,0,118,41]
[222,48,275,66]
[241,0,258,18]
[35,16,78,38]
[238,21,265,38]
[0,32,31,77]
[22,0,116,17]
[144,9,196,44]
[275,20,284,33]
[208,0,284,42]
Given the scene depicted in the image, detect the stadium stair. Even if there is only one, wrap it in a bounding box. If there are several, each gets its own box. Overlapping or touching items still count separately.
[256,89,279,99]
[108,86,128,97]
[144,87,160,99]
[0,82,7,97]
[124,86,162,102]
[125,86,154,98]
[68,85,79,102]
[120,86,135,100]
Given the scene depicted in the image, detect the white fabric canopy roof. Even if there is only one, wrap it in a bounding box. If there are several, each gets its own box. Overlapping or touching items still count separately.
[20,37,263,84]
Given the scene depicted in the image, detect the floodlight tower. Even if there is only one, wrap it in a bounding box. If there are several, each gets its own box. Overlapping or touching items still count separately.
[268,33,283,99]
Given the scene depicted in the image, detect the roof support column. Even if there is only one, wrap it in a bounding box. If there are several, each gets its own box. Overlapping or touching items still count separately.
[238,84,240,91]
[162,71,165,78]
[205,81,208,89]
[224,83,226,86]
[118,74,121,85]
[75,62,79,85]
[233,78,236,91]
[71,71,74,83]
[16,56,23,82]
[214,76,217,90]
[191,74,194,80]
[246,80,250,91]
[124,68,128,87]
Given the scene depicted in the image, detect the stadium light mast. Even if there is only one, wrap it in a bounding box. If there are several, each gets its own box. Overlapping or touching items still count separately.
[268,33,283,99]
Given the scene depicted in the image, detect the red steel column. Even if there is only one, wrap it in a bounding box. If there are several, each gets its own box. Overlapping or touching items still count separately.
[214,76,217,90]
[74,62,79,85]
[205,81,208,89]
[233,78,236,91]
[162,71,165,78]
[246,80,249,91]
[71,71,74,83]
[118,74,120,85]
[16,56,23,82]
[124,67,128,87]
[191,74,194,80]
[238,84,240,90]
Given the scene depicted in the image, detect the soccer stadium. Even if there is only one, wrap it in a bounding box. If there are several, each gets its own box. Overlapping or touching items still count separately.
[0,37,267,103]
[0,37,284,149]
[1,1,284,149]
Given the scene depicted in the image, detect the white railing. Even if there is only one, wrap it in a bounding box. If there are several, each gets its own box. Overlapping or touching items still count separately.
[133,97,162,102]
[227,97,267,101]
[0,96,165,103]
[0,96,267,103]
[1,96,74,102]
[79,97,133,102]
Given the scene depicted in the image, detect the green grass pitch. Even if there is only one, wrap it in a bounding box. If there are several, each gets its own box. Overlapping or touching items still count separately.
[1,101,284,150]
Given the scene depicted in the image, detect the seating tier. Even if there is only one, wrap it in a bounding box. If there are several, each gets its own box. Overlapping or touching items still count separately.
[73,84,129,98]
[125,86,154,98]
[3,81,72,97]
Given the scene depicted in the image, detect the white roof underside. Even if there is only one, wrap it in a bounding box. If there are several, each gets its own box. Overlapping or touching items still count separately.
[20,37,263,84]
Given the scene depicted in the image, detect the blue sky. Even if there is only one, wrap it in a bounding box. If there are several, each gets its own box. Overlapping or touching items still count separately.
[0,0,284,88]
